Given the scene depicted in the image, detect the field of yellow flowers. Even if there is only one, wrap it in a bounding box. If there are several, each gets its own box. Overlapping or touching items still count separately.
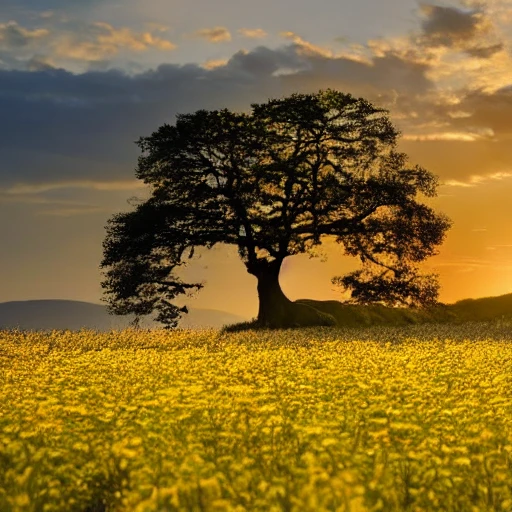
[1,323,512,511]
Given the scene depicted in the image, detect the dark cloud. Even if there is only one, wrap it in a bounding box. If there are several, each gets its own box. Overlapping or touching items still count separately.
[421,4,483,46]
[2,0,105,15]
[419,3,502,60]
[0,43,437,188]
[456,87,512,137]
[4,39,507,189]
[465,43,503,58]
[269,47,432,103]
[0,21,48,48]
[223,46,303,78]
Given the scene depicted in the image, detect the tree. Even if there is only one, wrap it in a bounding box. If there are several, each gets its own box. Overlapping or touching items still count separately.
[101,89,451,328]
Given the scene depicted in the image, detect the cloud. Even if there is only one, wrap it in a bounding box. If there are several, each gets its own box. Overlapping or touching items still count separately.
[443,171,512,187]
[465,42,503,57]
[202,58,229,70]
[0,19,176,71]
[1,7,511,192]
[38,205,106,216]
[51,22,176,62]
[420,4,486,46]
[0,197,106,216]
[94,22,175,51]
[280,31,333,58]
[0,21,49,48]
[418,3,505,61]
[0,191,107,215]
[354,1,512,151]
[400,136,512,185]
[0,43,435,188]
[454,87,512,136]
[402,132,483,142]
[487,244,512,249]
[1,0,108,22]
[365,5,508,95]
[238,28,267,39]
[358,3,510,101]
[222,46,305,79]
[434,257,498,269]
[193,26,231,43]
[4,180,147,195]
[0,174,151,221]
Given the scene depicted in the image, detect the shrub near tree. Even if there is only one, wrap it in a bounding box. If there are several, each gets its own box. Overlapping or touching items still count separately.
[101,90,451,328]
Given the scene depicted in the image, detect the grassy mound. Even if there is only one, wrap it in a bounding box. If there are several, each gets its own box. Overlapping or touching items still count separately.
[222,302,336,333]
[297,293,512,328]
[224,292,512,332]
[295,299,456,327]
[449,293,512,322]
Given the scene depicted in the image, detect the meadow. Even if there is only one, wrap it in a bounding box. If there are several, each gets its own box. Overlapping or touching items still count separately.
[1,323,512,511]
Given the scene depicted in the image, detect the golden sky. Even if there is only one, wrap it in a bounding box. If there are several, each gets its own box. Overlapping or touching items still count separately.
[1,0,511,318]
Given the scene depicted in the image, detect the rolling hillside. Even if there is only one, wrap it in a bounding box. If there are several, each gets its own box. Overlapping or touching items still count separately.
[0,300,250,331]
[297,292,512,327]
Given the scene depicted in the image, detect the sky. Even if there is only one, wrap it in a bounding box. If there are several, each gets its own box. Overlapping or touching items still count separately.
[1,0,512,318]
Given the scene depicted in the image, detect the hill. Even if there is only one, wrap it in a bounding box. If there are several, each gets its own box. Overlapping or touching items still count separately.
[449,293,512,322]
[0,300,249,331]
[296,292,512,328]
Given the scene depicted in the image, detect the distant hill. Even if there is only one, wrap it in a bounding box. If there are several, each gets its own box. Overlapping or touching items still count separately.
[0,300,250,331]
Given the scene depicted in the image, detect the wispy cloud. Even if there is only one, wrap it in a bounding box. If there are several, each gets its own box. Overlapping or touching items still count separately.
[52,22,176,62]
[95,22,175,51]
[403,132,480,142]
[433,256,512,271]
[280,31,333,58]
[4,180,147,194]
[193,26,231,43]
[0,189,109,216]
[37,205,105,216]
[487,244,512,250]
[402,126,495,142]
[0,194,93,206]
[202,58,228,70]
[5,196,106,216]
[0,19,176,69]
[238,28,267,39]
[443,171,512,187]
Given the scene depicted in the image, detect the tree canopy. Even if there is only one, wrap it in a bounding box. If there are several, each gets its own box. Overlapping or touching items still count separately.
[101,89,451,328]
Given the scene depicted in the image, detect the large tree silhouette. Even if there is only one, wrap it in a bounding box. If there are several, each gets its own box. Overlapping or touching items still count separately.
[101,90,451,328]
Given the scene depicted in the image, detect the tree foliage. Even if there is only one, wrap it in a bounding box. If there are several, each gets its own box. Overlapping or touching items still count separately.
[101,90,451,328]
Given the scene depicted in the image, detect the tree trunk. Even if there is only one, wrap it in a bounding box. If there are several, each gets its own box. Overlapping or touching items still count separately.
[250,258,337,329]
[253,259,291,327]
